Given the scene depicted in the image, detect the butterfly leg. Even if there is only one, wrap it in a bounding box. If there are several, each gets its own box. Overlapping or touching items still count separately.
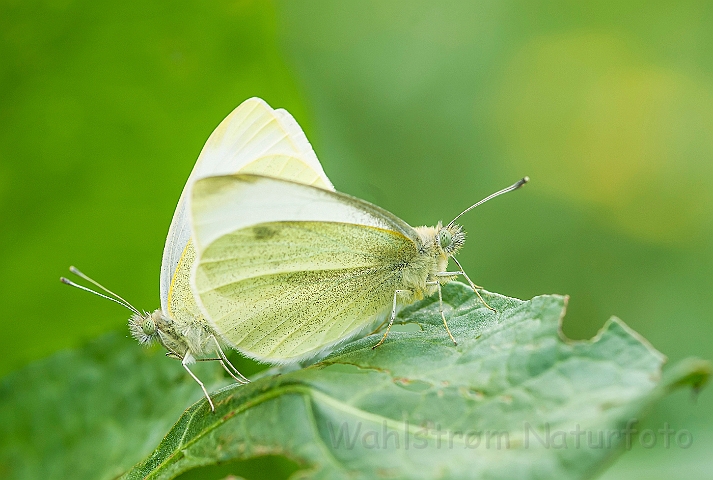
[167,346,223,361]
[182,353,215,412]
[212,336,250,385]
[372,289,411,349]
[444,256,497,312]
[218,360,247,385]
[427,280,458,346]
[369,317,390,336]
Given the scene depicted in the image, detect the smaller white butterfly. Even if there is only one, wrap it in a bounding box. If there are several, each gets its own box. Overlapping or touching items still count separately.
[63,98,332,410]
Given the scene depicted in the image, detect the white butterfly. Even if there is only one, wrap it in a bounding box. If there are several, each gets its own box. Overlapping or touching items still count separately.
[63,98,527,411]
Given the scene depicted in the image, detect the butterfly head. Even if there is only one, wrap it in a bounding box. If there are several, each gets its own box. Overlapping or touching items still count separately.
[129,310,163,345]
[437,222,466,256]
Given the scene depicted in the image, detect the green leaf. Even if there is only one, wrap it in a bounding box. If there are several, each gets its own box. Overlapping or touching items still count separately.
[118,283,709,480]
[0,334,230,480]
[0,284,707,479]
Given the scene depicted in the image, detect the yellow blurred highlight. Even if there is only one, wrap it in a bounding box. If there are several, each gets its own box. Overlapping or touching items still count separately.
[494,32,713,245]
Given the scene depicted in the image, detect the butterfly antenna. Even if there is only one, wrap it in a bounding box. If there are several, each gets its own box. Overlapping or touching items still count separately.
[60,266,141,315]
[447,177,529,228]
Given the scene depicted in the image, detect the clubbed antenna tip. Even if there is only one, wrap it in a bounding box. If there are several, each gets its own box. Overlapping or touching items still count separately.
[447,176,530,227]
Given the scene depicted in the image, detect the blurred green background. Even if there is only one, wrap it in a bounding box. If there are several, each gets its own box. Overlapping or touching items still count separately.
[1,0,711,478]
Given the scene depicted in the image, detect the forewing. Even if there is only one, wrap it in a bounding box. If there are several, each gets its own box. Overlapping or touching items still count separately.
[189,174,423,362]
[192,221,418,362]
[160,98,333,313]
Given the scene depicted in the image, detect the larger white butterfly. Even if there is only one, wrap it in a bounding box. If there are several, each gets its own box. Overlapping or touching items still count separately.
[63,98,527,411]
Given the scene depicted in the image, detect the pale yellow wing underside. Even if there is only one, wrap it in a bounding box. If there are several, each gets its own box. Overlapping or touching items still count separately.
[193,221,417,362]
[166,155,332,325]
[189,174,421,363]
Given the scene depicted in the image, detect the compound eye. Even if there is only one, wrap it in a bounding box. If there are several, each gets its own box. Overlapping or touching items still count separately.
[142,317,157,336]
[439,230,452,249]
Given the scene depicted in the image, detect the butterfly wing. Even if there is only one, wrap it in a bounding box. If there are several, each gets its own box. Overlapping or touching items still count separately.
[189,174,423,363]
[160,98,334,318]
